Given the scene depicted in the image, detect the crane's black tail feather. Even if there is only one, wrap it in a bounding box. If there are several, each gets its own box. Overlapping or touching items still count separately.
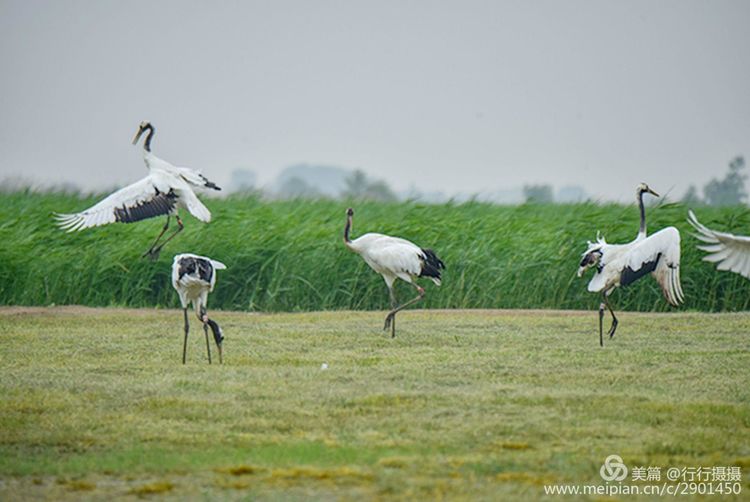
[419,248,446,283]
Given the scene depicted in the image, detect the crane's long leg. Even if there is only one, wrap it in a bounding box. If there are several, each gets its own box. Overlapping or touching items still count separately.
[383,286,398,338]
[599,302,604,347]
[604,295,618,339]
[145,216,184,260]
[182,308,189,364]
[384,284,425,338]
[143,216,171,258]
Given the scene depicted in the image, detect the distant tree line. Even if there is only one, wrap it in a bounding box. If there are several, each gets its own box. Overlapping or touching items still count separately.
[276,169,397,202]
[683,156,747,206]
[340,170,397,201]
[522,184,554,203]
[206,158,750,206]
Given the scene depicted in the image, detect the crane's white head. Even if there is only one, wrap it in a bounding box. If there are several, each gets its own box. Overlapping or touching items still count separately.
[577,233,607,277]
[637,182,659,198]
[132,120,153,146]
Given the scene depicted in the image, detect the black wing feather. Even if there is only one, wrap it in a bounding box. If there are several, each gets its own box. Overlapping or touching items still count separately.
[201,174,221,191]
[620,253,661,287]
[114,189,177,223]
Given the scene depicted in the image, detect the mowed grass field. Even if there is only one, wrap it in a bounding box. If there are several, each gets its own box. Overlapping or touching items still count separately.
[1,307,748,500]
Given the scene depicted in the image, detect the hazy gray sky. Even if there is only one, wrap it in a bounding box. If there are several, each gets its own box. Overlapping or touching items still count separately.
[1,0,749,201]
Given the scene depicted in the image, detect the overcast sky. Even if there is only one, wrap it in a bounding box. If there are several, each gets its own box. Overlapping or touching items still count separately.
[1,0,749,201]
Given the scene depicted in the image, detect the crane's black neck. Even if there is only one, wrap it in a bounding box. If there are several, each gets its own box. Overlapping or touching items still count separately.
[206,318,223,345]
[344,214,353,243]
[142,124,155,152]
[637,189,647,238]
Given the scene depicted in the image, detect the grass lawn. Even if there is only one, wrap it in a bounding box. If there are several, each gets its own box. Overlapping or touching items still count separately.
[0,307,748,500]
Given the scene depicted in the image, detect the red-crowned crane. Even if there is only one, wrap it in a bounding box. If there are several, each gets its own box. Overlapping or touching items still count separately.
[688,210,750,279]
[577,183,684,346]
[55,121,221,259]
[343,208,445,338]
[172,253,226,364]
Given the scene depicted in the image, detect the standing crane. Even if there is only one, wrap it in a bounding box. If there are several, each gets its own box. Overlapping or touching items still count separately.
[577,183,684,346]
[688,210,750,279]
[55,121,221,259]
[172,253,226,364]
[343,208,445,338]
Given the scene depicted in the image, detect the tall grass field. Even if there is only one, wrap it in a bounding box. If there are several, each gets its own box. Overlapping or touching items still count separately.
[0,190,748,312]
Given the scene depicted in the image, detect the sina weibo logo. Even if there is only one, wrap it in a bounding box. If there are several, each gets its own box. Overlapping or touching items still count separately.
[600,455,628,482]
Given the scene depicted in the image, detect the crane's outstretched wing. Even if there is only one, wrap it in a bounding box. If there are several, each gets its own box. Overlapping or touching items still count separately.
[173,166,221,190]
[144,159,214,222]
[688,210,750,279]
[54,173,177,232]
[143,151,220,191]
[175,185,211,223]
[624,227,683,306]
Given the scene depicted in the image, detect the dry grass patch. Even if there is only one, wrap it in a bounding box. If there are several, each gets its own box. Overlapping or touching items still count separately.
[129,481,175,495]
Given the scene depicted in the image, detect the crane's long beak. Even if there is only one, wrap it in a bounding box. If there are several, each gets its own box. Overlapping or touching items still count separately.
[647,187,660,197]
[577,267,585,278]
[132,126,145,146]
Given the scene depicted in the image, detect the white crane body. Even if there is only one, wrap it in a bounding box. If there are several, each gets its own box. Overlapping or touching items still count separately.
[343,209,445,337]
[578,184,683,346]
[585,227,683,306]
[348,233,442,288]
[171,253,226,364]
[172,253,224,314]
[54,121,220,258]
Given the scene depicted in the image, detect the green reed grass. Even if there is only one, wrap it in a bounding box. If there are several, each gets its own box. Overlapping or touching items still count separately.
[0,190,748,311]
